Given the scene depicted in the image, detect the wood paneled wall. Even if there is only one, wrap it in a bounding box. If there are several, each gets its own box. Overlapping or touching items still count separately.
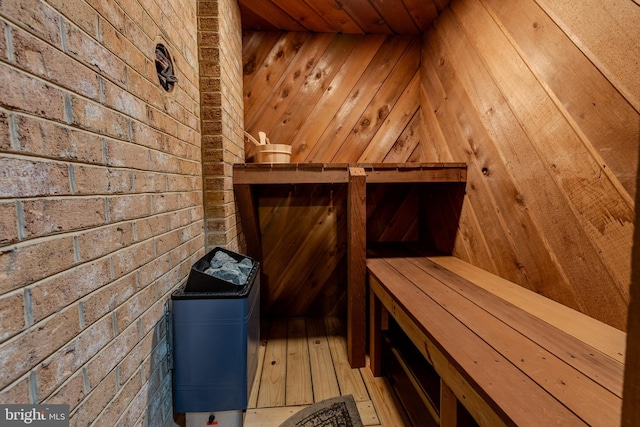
[242,31,426,164]
[241,0,639,327]
[243,32,430,317]
[420,0,639,330]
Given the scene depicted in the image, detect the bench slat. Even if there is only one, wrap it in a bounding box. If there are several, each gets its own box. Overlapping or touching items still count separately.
[368,257,587,427]
[409,255,625,397]
[381,255,621,426]
[427,255,626,363]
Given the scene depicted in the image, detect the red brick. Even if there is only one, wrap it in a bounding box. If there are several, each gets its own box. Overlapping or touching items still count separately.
[167,174,201,192]
[127,68,163,109]
[36,316,112,401]
[108,194,151,222]
[0,65,66,122]
[146,105,178,136]
[131,121,166,151]
[121,2,144,28]
[103,78,147,121]
[0,202,19,245]
[22,197,106,238]
[74,165,134,195]
[137,252,171,288]
[76,223,134,262]
[46,0,99,36]
[0,292,25,344]
[139,295,169,338]
[115,285,156,333]
[0,111,10,151]
[12,24,100,100]
[104,139,149,169]
[168,208,196,230]
[15,115,103,163]
[134,214,169,242]
[30,258,111,323]
[69,96,130,140]
[86,323,138,386]
[111,240,154,278]
[0,375,30,404]
[151,193,179,214]
[64,22,127,85]
[178,190,203,208]
[0,236,76,294]
[149,151,179,174]
[134,171,167,193]
[100,20,146,74]
[72,370,117,426]
[155,229,181,257]
[91,371,142,427]
[0,0,62,46]
[0,305,80,390]
[0,157,71,198]
[88,0,126,31]
[119,333,156,384]
[82,273,136,326]
[119,385,146,427]
[46,370,85,409]
[118,333,153,384]
[180,222,204,245]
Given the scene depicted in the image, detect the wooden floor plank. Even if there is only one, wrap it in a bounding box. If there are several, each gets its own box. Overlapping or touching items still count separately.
[361,358,410,427]
[324,317,369,401]
[257,319,287,408]
[286,318,314,406]
[306,318,341,401]
[245,405,308,427]
[245,317,400,427]
[248,320,269,409]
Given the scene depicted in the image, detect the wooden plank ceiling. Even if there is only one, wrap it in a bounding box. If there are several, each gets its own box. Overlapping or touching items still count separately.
[238,0,452,35]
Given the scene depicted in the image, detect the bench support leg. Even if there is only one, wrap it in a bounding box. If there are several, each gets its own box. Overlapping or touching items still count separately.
[440,379,458,427]
[370,287,383,377]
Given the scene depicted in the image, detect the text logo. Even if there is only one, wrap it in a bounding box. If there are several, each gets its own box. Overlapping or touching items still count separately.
[1,405,69,426]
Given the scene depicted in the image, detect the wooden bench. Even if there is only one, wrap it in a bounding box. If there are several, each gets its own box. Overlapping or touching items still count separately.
[367,246,626,426]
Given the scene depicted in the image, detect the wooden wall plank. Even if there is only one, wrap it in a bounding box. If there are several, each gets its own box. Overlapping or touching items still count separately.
[244,32,313,123]
[482,0,639,199]
[532,0,640,112]
[450,0,632,326]
[247,33,335,132]
[289,35,387,162]
[334,40,421,162]
[308,36,415,162]
[301,0,365,34]
[358,72,421,162]
[266,34,364,148]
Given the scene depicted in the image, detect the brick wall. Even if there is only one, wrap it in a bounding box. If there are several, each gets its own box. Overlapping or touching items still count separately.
[0,0,203,424]
[199,0,245,253]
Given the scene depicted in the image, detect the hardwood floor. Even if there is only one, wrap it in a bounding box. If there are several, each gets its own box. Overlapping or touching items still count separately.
[244,317,408,427]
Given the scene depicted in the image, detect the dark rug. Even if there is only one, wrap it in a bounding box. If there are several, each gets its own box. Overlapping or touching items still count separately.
[279,395,364,427]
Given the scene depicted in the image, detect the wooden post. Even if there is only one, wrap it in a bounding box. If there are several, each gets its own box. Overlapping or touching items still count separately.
[622,157,640,426]
[369,287,382,376]
[440,379,458,427]
[348,167,367,368]
[234,184,262,262]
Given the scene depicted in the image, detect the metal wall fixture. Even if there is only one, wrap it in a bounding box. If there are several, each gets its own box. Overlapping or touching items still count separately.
[155,43,178,92]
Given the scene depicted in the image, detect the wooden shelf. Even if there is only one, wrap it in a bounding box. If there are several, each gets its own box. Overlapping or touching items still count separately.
[233,162,467,368]
[233,163,467,184]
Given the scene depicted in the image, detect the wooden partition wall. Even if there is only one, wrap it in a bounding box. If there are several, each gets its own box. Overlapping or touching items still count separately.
[241,0,639,328]
[420,0,638,330]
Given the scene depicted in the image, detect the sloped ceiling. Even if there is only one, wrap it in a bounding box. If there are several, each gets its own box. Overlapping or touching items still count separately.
[238,0,452,34]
